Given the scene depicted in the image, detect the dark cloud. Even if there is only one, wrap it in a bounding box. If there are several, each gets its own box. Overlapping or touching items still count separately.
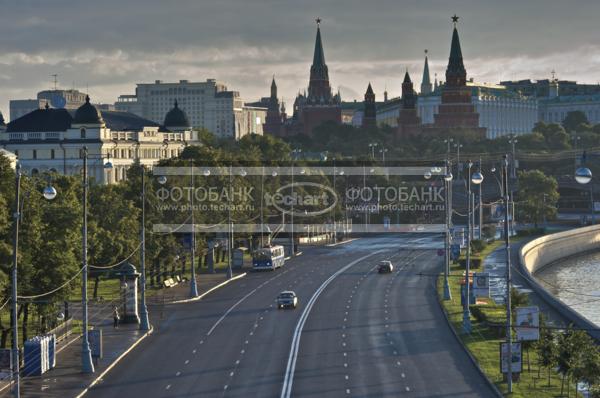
[2,0,600,118]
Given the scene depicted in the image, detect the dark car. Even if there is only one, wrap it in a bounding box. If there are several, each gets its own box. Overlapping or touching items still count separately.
[378,260,394,273]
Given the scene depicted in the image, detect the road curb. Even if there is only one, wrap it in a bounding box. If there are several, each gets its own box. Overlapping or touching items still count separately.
[325,238,359,247]
[434,274,504,398]
[75,326,154,398]
[168,272,247,304]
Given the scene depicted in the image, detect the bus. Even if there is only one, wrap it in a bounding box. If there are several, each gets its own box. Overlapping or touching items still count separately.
[253,245,285,271]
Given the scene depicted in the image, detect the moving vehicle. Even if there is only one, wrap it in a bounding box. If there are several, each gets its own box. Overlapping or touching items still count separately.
[253,245,285,271]
[378,260,394,273]
[277,291,298,309]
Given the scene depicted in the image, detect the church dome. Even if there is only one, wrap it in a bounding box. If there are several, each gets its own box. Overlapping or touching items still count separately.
[164,100,190,129]
[74,95,103,125]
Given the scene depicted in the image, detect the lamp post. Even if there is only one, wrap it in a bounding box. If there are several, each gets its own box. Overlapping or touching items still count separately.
[454,142,463,180]
[189,160,199,297]
[379,147,388,164]
[444,138,454,157]
[508,136,518,179]
[332,158,337,244]
[575,154,593,224]
[81,146,102,374]
[478,159,483,240]
[10,167,57,397]
[139,167,150,331]
[502,154,513,393]
[443,161,453,300]
[368,142,378,160]
[291,149,302,256]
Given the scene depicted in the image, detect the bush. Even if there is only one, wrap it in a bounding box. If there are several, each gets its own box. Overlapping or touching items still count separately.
[482,224,497,241]
[470,239,487,254]
[469,304,506,338]
[516,227,546,237]
[458,257,482,269]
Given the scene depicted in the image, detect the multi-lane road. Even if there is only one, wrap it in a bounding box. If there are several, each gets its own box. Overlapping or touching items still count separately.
[86,234,497,398]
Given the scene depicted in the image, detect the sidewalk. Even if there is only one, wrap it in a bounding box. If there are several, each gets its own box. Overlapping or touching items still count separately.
[482,239,571,328]
[0,268,247,397]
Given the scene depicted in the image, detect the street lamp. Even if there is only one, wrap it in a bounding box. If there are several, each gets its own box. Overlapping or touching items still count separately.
[190,161,199,296]
[81,146,111,374]
[454,142,463,180]
[290,149,302,256]
[501,154,514,393]
[379,147,388,164]
[139,167,150,331]
[11,165,57,397]
[463,159,476,334]
[508,136,518,179]
[575,158,593,224]
[368,142,378,160]
[443,162,453,301]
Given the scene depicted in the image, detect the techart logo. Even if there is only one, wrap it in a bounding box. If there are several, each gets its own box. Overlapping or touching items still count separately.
[266,182,338,217]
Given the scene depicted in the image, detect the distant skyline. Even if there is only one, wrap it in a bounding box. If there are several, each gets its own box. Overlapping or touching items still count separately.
[3,0,600,119]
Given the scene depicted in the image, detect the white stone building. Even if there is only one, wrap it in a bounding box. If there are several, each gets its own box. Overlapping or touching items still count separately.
[1,97,198,183]
[377,81,538,139]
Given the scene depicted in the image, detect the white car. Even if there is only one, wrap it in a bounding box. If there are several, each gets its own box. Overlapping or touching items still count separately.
[277,291,298,309]
[378,260,394,273]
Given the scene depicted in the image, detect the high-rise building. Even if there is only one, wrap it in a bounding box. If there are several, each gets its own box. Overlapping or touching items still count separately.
[10,89,92,121]
[115,79,266,139]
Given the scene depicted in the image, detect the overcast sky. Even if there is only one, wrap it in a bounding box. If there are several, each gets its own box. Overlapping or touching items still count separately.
[2,0,600,120]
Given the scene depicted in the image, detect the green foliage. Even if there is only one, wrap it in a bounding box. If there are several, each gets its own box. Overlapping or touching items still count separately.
[516,169,559,227]
[470,239,487,253]
[562,110,589,133]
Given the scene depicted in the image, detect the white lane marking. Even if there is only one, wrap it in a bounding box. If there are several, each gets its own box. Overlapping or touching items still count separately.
[206,271,286,336]
[230,371,235,377]
[406,386,410,391]
[280,251,383,398]
[236,360,240,365]
[346,389,351,394]
[224,385,228,390]
[176,371,181,376]
[345,375,349,380]
[401,372,405,378]
[185,360,189,364]
[192,349,197,354]
[165,385,171,390]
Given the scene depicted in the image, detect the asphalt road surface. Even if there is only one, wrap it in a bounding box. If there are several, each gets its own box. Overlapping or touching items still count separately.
[86,234,497,398]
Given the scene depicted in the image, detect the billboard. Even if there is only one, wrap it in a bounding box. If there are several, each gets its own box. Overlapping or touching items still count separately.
[500,342,522,374]
[515,306,540,341]
[473,273,490,298]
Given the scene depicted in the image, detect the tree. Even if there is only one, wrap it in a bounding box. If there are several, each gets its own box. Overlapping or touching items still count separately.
[562,111,589,133]
[534,314,557,386]
[516,170,559,227]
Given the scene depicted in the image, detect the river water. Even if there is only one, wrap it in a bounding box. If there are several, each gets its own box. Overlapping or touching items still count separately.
[535,251,600,327]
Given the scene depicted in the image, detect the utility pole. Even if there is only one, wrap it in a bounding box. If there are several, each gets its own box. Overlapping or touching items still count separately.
[189,160,198,297]
[478,158,483,240]
[502,154,513,393]
[81,147,95,374]
[443,159,453,300]
[509,136,518,179]
[11,165,21,397]
[139,167,150,331]
[463,160,473,334]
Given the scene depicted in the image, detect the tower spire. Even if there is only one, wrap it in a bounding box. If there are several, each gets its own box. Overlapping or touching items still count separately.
[271,75,277,99]
[446,15,466,87]
[308,18,332,102]
[421,49,432,94]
